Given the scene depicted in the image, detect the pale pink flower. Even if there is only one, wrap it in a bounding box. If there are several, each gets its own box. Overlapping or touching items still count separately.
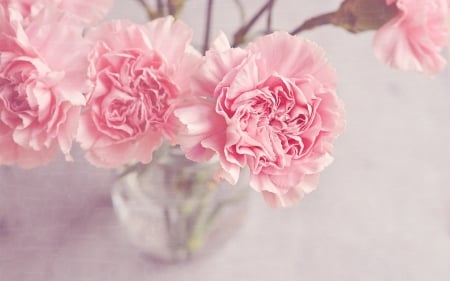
[175,32,345,208]
[77,17,200,168]
[0,4,89,168]
[0,0,112,25]
[373,0,450,75]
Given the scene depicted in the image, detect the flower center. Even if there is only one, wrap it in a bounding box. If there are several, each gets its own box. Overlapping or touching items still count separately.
[223,75,318,172]
[0,77,34,129]
[98,50,178,138]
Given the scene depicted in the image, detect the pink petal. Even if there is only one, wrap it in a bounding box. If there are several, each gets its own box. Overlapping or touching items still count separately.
[373,0,449,74]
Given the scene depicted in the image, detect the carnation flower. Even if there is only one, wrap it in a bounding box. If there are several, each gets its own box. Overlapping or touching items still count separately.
[77,17,201,168]
[373,0,450,74]
[175,32,345,208]
[0,4,89,168]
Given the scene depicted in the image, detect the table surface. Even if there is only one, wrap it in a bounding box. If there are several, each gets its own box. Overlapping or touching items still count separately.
[1,1,450,280]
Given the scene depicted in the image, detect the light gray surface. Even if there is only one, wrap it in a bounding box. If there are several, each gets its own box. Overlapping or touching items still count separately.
[1,0,450,280]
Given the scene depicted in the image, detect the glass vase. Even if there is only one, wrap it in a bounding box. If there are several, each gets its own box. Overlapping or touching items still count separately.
[111,145,249,263]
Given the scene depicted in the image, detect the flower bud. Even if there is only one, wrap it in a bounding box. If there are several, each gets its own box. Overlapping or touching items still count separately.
[332,0,398,33]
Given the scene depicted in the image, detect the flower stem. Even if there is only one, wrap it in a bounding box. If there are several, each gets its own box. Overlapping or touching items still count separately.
[156,0,165,16]
[233,0,246,24]
[116,163,146,179]
[167,0,176,16]
[266,0,275,34]
[202,0,215,54]
[290,12,336,35]
[232,0,276,47]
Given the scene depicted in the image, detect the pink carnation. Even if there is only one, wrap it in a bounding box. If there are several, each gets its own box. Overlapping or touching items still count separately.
[175,32,345,208]
[1,0,112,25]
[0,4,88,168]
[373,0,449,74]
[77,17,200,168]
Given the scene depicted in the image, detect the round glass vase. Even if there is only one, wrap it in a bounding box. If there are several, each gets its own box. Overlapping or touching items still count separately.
[111,146,249,263]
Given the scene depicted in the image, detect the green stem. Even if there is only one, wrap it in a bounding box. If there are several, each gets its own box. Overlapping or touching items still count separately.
[206,190,246,227]
[184,188,248,254]
[116,163,146,179]
[185,201,209,253]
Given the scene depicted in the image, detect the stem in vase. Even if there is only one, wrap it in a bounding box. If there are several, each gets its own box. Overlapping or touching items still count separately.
[186,203,210,253]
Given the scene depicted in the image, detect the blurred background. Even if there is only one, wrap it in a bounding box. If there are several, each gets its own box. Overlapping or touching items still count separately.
[1,0,450,280]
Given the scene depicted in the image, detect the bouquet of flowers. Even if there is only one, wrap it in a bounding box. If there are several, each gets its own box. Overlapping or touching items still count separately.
[0,0,449,207]
[1,0,448,262]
